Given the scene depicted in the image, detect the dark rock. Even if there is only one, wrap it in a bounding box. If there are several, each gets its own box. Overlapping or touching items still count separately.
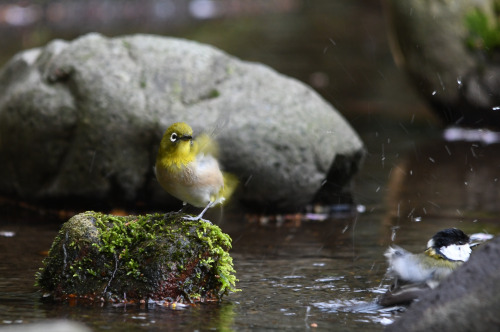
[386,236,500,331]
[36,211,238,303]
[0,33,364,212]
[384,0,500,128]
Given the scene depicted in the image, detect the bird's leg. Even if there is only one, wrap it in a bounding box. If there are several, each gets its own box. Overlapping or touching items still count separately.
[178,202,188,213]
[183,201,216,223]
[163,202,188,219]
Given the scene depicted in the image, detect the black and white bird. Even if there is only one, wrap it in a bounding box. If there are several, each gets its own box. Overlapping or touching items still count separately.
[379,228,472,306]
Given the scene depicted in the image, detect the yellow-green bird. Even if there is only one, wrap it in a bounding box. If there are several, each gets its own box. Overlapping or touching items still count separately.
[155,122,237,221]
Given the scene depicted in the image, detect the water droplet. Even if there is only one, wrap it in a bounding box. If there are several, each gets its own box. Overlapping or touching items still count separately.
[391,226,400,241]
[444,145,451,155]
[356,205,366,213]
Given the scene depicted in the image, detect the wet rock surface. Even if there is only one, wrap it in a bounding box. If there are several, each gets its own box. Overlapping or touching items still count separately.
[0,33,364,212]
[386,236,500,331]
[36,211,238,303]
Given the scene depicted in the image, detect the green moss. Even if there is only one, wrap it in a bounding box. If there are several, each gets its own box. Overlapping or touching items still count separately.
[122,40,131,49]
[36,211,239,303]
[195,222,238,296]
[205,89,220,99]
[465,7,500,53]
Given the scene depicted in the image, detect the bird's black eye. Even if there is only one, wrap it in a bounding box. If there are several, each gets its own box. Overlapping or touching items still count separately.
[170,133,178,142]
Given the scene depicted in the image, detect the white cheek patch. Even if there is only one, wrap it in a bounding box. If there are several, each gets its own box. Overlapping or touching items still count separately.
[440,244,471,262]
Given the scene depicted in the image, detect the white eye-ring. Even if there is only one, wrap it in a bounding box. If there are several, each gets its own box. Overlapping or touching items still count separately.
[170,133,178,142]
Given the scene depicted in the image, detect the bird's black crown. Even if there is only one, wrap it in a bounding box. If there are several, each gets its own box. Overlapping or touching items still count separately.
[431,228,469,248]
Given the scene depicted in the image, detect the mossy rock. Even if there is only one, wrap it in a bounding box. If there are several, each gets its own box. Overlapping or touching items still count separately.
[36,211,238,304]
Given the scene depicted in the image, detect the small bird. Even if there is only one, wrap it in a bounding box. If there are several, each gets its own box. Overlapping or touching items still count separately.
[378,228,471,306]
[155,122,237,221]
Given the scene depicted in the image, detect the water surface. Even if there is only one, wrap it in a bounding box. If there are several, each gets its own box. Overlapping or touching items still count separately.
[2,126,499,331]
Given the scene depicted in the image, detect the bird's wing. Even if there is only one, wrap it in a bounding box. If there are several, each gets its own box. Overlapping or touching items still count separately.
[195,133,219,158]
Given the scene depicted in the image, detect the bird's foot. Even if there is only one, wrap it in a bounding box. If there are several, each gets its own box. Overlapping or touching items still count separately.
[182,215,212,224]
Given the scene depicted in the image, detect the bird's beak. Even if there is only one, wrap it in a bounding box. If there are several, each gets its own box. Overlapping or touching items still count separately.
[180,135,192,141]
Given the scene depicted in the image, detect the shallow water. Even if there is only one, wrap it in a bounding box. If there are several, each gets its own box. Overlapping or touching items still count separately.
[0,209,388,331]
[2,126,499,331]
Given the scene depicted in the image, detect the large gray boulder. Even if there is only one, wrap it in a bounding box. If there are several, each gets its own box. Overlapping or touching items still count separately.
[384,0,500,128]
[0,33,364,211]
[386,236,500,331]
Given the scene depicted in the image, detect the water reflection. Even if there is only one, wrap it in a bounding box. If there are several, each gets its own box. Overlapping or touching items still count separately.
[4,133,499,330]
[380,136,500,253]
[386,138,500,221]
[40,301,237,331]
[0,209,390,331]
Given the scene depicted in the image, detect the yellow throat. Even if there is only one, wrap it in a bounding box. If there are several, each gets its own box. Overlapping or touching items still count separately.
[156,122,196,170]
